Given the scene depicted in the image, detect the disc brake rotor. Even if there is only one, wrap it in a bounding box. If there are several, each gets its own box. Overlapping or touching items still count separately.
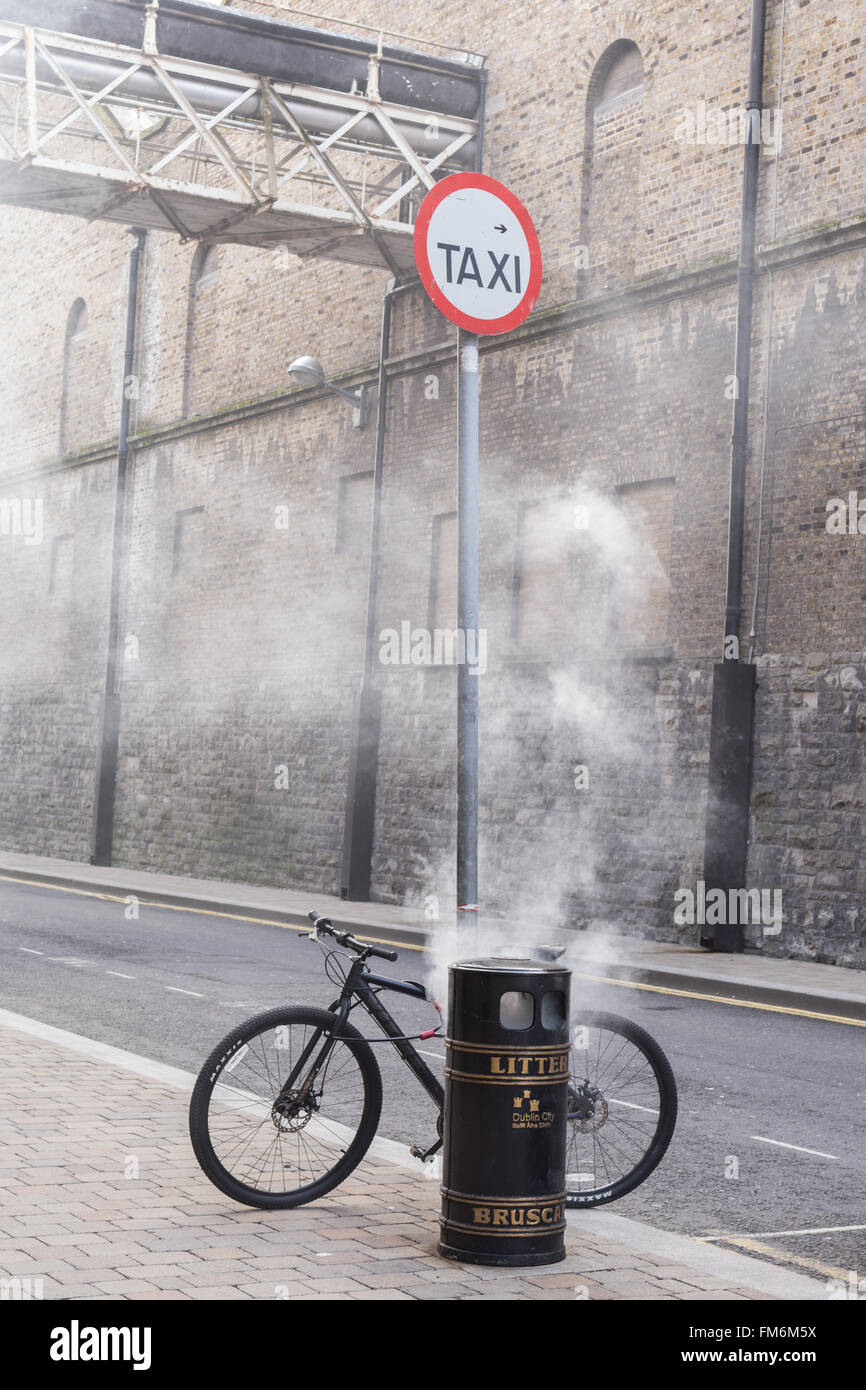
[272,1093,315,1133]
[570,1084,609,1133]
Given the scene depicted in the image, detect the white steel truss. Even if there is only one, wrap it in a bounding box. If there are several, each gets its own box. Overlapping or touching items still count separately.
[0,18,479,270]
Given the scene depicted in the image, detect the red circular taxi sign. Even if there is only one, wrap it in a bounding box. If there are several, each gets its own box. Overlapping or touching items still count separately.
[413,172,542,335]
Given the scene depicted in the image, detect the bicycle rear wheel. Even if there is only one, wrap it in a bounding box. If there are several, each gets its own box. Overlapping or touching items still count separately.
[565,1010,677,1207]
[189,1006,382,1209]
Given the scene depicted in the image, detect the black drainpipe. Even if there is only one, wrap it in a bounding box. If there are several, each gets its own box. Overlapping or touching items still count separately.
[702,0,767,951]
[91,226,147,866]
[340,276,412,900]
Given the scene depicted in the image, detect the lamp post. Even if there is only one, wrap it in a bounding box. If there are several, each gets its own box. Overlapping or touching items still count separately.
[288,355,368,428]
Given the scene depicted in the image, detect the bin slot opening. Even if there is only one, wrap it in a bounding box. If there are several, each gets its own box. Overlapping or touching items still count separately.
[500,990,535,1030]
[541,991,567,1029]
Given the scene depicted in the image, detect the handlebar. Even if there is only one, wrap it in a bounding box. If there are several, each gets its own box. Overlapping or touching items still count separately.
[307,910,398,962]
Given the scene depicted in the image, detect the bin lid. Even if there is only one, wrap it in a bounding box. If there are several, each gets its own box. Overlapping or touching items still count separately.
[451,957,568,974]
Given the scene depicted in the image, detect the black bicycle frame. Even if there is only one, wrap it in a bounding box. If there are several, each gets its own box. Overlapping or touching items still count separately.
[330,958,445,1112]
[273,953,445,1123]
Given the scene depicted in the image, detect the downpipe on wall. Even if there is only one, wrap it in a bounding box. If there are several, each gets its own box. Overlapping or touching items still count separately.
[702,0,767,952]
[91,226,147,866]
[340,277,414,901]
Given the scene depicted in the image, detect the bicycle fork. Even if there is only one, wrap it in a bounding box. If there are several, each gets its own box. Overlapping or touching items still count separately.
[272,1000,352,1115]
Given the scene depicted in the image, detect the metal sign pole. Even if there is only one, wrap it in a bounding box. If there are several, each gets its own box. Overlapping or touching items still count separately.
[413,167,541,932]
[456,328,479,923]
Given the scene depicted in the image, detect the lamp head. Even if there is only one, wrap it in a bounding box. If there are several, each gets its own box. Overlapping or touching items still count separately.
[288,355,325,388]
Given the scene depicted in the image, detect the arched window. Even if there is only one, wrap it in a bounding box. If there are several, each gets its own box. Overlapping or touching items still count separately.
[59,298,89,455]
[183,244,220,416]
[579,41,645,294]
[593,40,644,111]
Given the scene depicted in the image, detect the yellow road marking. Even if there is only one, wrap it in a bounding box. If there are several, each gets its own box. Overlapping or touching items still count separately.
[0,873,426,953]
[4,873,865,1022]
[571,970,866,1029]
[703,1222,866,1239]
[699,1233,849,1283]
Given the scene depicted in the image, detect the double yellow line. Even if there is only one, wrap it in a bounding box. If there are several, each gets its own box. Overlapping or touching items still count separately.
[0,872,424,953]
[4,872,865,1028]
[569,970,866,1029]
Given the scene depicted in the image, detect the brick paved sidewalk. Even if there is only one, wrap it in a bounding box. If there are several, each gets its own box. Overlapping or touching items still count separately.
[0,1018,803,1301]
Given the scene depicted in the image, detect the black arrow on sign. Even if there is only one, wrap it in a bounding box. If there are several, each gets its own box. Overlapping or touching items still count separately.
[494,223,507,233]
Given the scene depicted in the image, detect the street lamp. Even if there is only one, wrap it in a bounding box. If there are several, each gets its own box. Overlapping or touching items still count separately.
[288,354,368,427]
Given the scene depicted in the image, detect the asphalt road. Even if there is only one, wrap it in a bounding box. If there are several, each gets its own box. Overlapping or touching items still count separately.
[1,875,864,1287]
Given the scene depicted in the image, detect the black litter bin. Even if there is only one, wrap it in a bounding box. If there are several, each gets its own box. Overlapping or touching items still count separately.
[439,957,571,1267]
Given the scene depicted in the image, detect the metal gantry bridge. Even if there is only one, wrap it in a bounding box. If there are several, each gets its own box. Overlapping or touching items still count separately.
[0,0,485,271]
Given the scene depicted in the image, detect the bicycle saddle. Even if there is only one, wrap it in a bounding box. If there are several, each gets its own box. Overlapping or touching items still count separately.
[533,944,567,960]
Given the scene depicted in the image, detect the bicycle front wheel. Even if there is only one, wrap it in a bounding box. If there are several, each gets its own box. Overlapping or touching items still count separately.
[565,1010,677,1207]
[189,1006,382,1209]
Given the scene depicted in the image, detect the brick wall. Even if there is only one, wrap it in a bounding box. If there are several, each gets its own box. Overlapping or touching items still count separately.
[2,1,866,965]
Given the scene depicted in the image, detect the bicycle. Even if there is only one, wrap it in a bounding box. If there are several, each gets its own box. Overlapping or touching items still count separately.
[189,911,678,1210]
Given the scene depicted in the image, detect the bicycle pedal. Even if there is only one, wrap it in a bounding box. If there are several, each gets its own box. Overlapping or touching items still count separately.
[410,1138,443,1163]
